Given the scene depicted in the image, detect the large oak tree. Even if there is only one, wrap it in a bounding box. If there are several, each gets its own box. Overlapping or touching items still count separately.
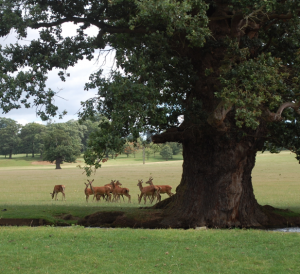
[1,0,300,228]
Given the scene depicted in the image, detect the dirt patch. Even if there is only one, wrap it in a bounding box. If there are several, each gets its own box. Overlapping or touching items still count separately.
[77,211,164,228]
[32,160,82,165]
[55,214,80,221]
[77,206,300,229]
[0,218,47,226]
[31,161,54,165]
[261,205,300,228]
[1,205,300,229]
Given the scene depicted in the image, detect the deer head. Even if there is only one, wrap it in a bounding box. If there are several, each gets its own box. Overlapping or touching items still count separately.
[110,180,116,188]
[137,179,143,187]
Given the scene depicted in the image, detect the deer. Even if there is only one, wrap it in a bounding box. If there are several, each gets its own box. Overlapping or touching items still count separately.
[145,177,173,202]
[84,182,105,202]
[50,185,66,201]
[88,179,112,202]
[110,180,131,203]
[137,193,152,204]
[137,179,160,204]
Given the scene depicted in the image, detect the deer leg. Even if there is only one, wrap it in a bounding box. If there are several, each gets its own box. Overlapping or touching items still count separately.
[126,194,131,203]
[139,193,143,204]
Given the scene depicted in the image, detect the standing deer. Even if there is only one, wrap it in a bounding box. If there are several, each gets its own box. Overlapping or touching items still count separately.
[88,180,112,202]
[145,177,173,202]
[84,181,104,202]
[137,179,160,204]
[50,185,66,201]
[110,180,131,203]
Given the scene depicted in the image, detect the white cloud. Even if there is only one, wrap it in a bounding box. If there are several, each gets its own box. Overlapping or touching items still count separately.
[0,23,116,125]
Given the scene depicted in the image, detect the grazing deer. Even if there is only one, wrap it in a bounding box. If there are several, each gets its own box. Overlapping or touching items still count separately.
[50,185,66,201]
[110,180,131,203]
[145,177,173,202]
[137,179,160,204]
[88,180,112,202]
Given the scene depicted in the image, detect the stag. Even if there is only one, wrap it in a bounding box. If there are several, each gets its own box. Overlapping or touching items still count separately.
[110,180,131,203]
[137,179,160,204]
[88,180,112,202]
[145,177,173,203]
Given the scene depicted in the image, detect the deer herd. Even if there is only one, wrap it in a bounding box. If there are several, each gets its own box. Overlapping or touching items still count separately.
[50,177,174,204]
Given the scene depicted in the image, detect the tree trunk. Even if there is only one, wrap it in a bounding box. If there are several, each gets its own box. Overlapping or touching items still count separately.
[55,157,62,169]
[154,134,268,228]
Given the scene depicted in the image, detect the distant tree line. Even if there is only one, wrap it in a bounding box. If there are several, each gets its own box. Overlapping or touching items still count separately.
[0,117,182,168]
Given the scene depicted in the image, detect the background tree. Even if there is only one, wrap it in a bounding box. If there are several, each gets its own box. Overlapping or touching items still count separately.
[150,143,161,158]
[160,145,173,161]
[19,123,46,158]
[166,142,182,156]
[144,147,152,160]
[0,118,21,159]
[122,142,134,158]
[2,0,300,228]
[43,123,82,169]
[80,115,105,152]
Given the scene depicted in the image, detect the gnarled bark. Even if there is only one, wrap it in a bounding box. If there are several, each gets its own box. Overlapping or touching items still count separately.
[154,132,268,228]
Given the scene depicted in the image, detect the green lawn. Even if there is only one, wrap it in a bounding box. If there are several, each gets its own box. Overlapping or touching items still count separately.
[0,151,300,273]
[0,226,299,274]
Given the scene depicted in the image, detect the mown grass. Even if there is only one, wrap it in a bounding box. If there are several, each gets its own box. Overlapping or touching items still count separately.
[1,150,300,219]
[0,150,183,168]
[1,151,300,273]
[0,157,183,222]
[0,226,300,274]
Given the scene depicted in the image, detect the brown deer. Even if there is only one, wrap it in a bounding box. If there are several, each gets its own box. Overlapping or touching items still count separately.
[88,180,112,202]
[137,179,160,204]
[50,185,66,201]
[110,180,131,203]
[84,182,105,202]
[145,177,173,202]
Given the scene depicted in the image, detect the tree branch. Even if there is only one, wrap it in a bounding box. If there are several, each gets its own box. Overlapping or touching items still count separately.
[152,128,185,143]
[32,17,151,36]
[209,9,300,22]
[31,17,108,29]
[263,102,300,122]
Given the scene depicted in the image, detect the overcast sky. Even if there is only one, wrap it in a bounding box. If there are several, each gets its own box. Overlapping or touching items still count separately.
[0,23,116,125]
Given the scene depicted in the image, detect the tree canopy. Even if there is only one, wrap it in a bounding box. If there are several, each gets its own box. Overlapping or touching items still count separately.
[1,0,300,227]
[42,122,82,169]
[19,122,45,157]
[0,117,21,158]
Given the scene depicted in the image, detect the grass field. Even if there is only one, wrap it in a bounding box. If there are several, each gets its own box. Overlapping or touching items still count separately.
[0,151,300,273]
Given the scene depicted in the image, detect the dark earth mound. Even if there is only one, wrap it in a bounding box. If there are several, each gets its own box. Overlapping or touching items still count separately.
[1,205,299,228]
[77,210,164,228]
[0,218,46,226]
[77,205,300,229]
